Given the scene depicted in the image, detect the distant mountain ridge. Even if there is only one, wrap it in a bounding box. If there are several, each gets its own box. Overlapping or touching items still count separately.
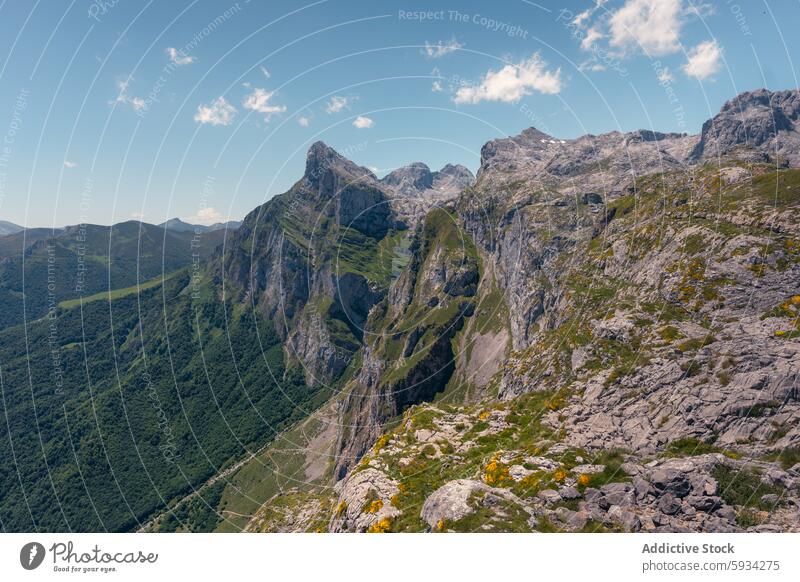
[0,220,24,235]
[160,217,242,233]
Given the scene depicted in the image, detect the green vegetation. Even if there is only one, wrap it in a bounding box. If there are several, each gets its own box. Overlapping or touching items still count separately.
[0,221,225,331]
[761,447,800,471]
[713,465,783,512]
[0,272,322,532]
[665,437,740,459]
[59,269,183,309]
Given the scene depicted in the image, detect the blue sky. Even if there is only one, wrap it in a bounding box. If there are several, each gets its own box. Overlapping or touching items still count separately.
[0,0,798,228]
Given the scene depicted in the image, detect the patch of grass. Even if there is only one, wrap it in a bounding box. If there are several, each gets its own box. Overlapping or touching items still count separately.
[576,449,631,490]
[761,447,800,471]
[713,465,783,511]
[677,335,715,353]
[665,437,739,459]
[658,325,683,342]
[58,269,183,309]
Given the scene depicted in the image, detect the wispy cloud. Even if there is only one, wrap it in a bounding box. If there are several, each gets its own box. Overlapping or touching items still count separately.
[242,88,286,121]
[194,97,236,126]
[298,115,310,127]
[454,53,562,105]
[423,39,462,58]
[658,67,675,83]
[352,116,374,129]
[683,40,722,80]
[259,65,271,78]
[165,47,195,66]
[112,76,146,111]
[63,160,77,169]
[325,95,356,114]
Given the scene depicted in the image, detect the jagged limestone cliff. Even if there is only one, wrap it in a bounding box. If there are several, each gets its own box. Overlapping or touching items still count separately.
[161,89,800,533]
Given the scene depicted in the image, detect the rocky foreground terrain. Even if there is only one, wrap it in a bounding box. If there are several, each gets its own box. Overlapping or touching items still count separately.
[153,89,800,533]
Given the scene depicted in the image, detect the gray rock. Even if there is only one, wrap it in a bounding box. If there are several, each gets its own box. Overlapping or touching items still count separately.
[651,469,692,498]
[599,482,635,509]
[606,505,642,532]
[714,505,737,523]
[420,479,529,528]
[687,495,722,513]
[538,489,562,505]
[633,476,653,499]
[658,493,682,515]
[559,486,582,500]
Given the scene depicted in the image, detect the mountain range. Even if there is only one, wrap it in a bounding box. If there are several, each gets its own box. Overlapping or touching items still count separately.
[0,88,798,533]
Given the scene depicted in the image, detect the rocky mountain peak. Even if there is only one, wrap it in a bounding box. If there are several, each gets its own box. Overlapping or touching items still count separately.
[304,141,375,191]
[690,88,800,164]
[381,162,434,195]
[379,161,475,224]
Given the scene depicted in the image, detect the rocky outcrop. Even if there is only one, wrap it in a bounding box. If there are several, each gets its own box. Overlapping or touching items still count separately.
[690,89,800,166]
[381,162,475,224]
[332,209,481,479]
[420,479,533,530]
[329,468,402,532]
[222,141,398,385]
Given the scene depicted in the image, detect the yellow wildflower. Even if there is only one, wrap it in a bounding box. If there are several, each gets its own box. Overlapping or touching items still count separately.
[367,518,391,533]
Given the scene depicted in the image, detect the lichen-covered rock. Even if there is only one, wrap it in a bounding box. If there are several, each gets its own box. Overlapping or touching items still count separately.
[420,479,533,531]
[329,469,401,532]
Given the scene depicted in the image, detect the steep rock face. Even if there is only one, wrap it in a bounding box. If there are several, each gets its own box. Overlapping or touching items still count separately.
[690,89,800,166]
[332,209,480,478]
[329,87,800,479]
[222,142,397,385]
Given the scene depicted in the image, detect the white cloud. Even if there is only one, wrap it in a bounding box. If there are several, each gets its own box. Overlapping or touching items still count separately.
[131,212,146,220]
[298,116,310,127]
[194,97,236,126]
[63,160,77,169]
[423,39,462,58]
[573,0,607,28]
[683,40,722,80]
[454,53,562,105]
[579,59,606,73]
[581,27,603,50]
[113,76,146,112]
[687,2,715,17]
[242,88,286,121]
[259,65,271,78]
[609,0,683,56]
[431,67,444,92]
[657,67,675,83]
[166,47,195,66]
[188,207,225,225]
[353,116,374,129]
[325,95,356,114]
